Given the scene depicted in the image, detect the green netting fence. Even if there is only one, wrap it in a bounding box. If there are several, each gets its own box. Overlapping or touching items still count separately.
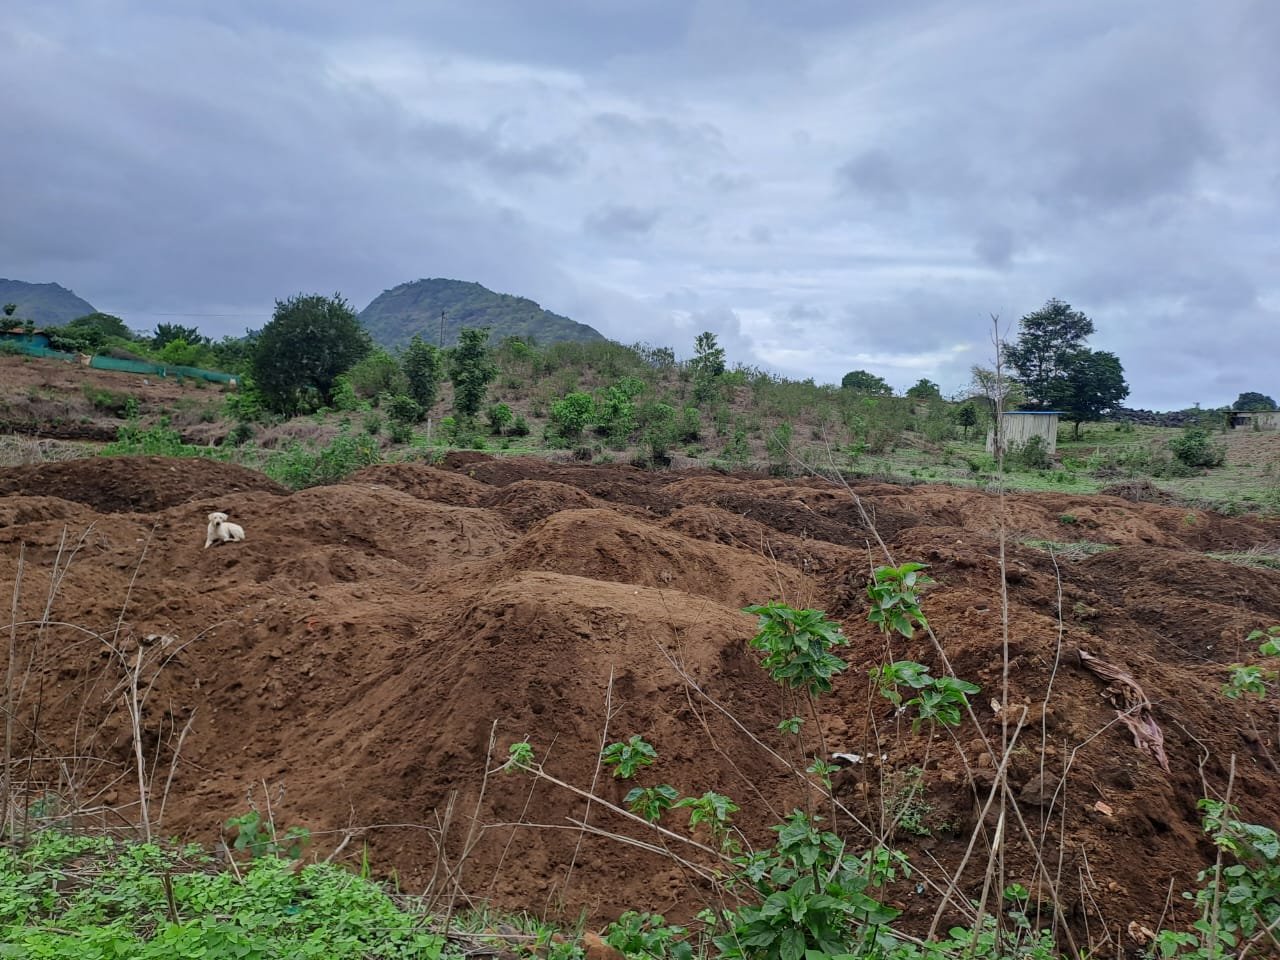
[1,336,237,385]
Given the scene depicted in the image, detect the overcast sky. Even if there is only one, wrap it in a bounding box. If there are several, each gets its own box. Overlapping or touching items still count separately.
[3,2,1277,408]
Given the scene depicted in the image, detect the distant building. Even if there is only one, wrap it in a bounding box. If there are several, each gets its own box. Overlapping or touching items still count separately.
[1228,410,1280,431]
[986,410,1060,456]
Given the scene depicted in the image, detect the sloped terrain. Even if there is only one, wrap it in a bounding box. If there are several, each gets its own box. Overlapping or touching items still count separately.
[1,454,1279,945]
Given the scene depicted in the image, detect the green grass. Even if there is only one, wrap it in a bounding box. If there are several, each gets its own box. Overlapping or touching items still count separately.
[0,830,444,959]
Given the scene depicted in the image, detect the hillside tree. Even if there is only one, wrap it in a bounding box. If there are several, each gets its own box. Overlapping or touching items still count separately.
[906,378,942,400]
[153,322,206,350]
[450,327,497,419]
[1051,349,1129,438]
[1004,298,1094,408]
[690,331,726,403]
[840,369,893,395]
[1234,391,1277,412]
[251,293,372,415]
[402,335,444,413]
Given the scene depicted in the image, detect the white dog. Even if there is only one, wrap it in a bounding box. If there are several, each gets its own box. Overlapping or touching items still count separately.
[204,511,246,549]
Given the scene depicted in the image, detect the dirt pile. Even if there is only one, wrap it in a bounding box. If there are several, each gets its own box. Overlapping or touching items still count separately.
[1,455,1279,943]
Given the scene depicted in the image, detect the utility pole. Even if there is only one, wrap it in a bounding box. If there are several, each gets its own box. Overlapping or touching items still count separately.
[439,310,445,349]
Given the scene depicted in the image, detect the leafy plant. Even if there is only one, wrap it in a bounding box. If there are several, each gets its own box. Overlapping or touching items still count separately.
[624,784,681,823]
[866,563,933,638]
[224,809,310,861]
[1156,799,1280,959]
[874,661,980,732]
[743,603,849,696]
[601,735,658,779]
[674,792,739,851]
[1222,626,1280,700]
[1170,427,1227,469]
[719,810,900,960]
[604,911,693,960]
[550,391,595,441]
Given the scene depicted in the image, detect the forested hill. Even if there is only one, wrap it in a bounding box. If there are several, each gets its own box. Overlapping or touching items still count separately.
[358,278,606,349]
[0,279,96,326]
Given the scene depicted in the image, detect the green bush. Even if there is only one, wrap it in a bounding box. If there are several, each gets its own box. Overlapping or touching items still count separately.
[1169,427,1226,468]
[486,402,514,435]
[550,391,595,441]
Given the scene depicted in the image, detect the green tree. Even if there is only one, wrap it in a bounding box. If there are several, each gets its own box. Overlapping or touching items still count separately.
[954,402,978,438]
[2,304,15,318]
[449,327,497,419]
[156,337,206,367]
[840,369,893,395]
[1051,349,1129,438]
[1005,298,1094,408]
[1235,391,1277,412]
[208,332,258,374]
[346,349,408,400]
[402,335,444,413]
[690,331,726,404]
[550,392,595,440]
[967,364,1025,414]
[251,293,372,415]
[905,378,941,400]
[153,322,205,350]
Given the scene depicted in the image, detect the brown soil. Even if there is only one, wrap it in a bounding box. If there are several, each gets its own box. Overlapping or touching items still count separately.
[2,454,1279,947]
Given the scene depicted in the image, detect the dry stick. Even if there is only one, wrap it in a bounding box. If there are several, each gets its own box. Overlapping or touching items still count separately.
[654,591,784,824]
[927,706,1027,940]
[989,317,1013,941]
[445,720,500,928]
[1205,756,1236,958]
[498,760,727,863]
[654,629,974,923]
[561,672,616,907]
[1036,544,1068,936]
[493,819,724,887]
[3,544,24,838]
[155,708,197,833]
[108,529,154,840]
[484,731,560,906]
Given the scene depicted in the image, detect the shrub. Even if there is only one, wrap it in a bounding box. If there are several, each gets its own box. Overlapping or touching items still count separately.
[550,392,595,441]
[510,415,531,437]
[383,393,422,426]
[1169,427,1226,468]
[486,402,514,435]
[1010,435,1051,470]
[347,349,408,400]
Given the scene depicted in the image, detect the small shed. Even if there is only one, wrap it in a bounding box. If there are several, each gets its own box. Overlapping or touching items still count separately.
[986,411,1060,456]
[1228,410,1280,431]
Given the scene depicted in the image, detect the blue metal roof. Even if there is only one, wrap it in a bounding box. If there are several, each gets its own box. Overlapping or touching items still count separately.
[1005,410,1061,415]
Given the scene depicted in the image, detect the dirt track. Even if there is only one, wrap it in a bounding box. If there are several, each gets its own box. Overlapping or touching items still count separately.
[2,453,1279,941]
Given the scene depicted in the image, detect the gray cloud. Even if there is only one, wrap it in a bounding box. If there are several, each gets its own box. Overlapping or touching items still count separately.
[584,205,661,239]
[1,0,1277,408]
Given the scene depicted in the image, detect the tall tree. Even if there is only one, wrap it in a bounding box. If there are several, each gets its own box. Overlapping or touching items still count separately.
[968,364,1025,414]
[690,331,726,404]
[153,322,206,350]
[906,377,941,400]
[1234,391,1277,412]
[840,369,893,395]
[1005,299,1095,408]
[450,327,497,419]
[251,293,372,414]
[1052,350,1129,438]
[402,335,444,413]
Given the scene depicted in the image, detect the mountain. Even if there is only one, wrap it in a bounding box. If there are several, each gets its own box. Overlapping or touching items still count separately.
[358,278,606,350]
[0,279,97,326]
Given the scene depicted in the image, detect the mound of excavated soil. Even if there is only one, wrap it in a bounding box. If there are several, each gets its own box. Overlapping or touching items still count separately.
[2,455,1279,944]
[0,455,286,513]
